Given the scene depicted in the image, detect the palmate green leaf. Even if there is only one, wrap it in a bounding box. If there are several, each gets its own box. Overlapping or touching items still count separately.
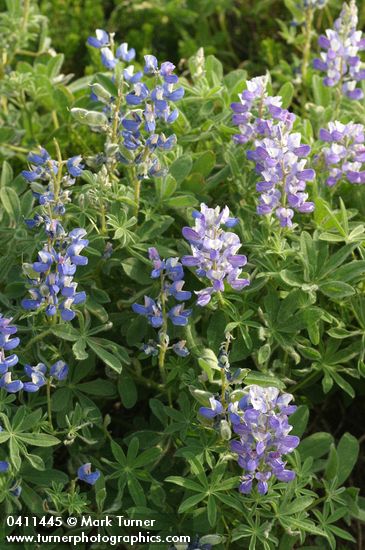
[118,375,138,409]
[51,324,80,341]
[243,371,285,389]
[178,493,206,513]
[77,379,116,397]
[169,154,193,183]
[16,433,60,447]
[317,243,357,279]
[279,497,314,515]
[1,161,13,187]
[319,281,355,299]
[164,194,198,208]
[330,370,355,398]
[87,339,123,373]
[192,151,216,177]
[22,468,68,486]
[24,452,46,471]
[215,492,245,514]
[121,257,152,285]
[329,525,356,542]
[324,444,339,481]
[155,174,176,200]
[278,82,294,109]
[21,483,45,514]
[0,187,21,221]
[207,494,217,526]
[10,437,21,470]
[298,432,333,460]
[279,516,328,539]
[336,433,359,485]
[127,437,139,463]
[72,338,89,360]
[290,405,309,438]
[133,447,160,468]
[110,441,127,465]
[0,432,10,443]
[127,475,146,507]
[331,260,365,283]
[198,348,219,382]
[165,476,204,492]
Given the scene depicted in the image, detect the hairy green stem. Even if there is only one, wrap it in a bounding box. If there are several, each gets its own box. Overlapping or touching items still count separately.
[302,8,313,84]
[46,379,53,430]
[134,177,141,219]
[24,328,53,351]
[291,369,319,393]
[157,273,173,406]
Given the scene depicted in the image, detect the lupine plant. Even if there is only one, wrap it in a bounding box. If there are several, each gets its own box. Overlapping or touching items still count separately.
[0,1,364,549]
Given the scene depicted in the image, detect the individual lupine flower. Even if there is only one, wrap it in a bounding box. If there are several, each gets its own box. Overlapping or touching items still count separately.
[182,204,250,306]
[0,372,23,393]
[142,341,159,356]
[0,315,20,375]
[199,397,224,420]
[50,360,69,380]
[0,461,9,472]
[132,296,163,328]
[313,0,365,100]
[229,385,299,495]
[172,340,189,357]
[319,121,365,185]
[247,123,315,227]
[67,155,84,177]
[87,29,110,49]
[167,304,192,326]
[77,463,100,485]
[9,482,22,497]
[116,43,136,63]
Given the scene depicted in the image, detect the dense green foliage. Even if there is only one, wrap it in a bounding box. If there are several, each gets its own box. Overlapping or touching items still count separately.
[0,1,364,549]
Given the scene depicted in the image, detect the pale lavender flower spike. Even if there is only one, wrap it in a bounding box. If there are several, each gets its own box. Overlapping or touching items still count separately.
[182,204,250,306]
[229,385,299,495]
[319,121,365,186]
[313,0,365,100]
[232,76,315,228]
[199,385,299,495]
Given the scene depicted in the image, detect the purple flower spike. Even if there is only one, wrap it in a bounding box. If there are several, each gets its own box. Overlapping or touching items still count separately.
[313,0,365,100]
[229,385,298,494]
[319,121,365,187]
[182,204,250,305]
[231,76,315,227]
